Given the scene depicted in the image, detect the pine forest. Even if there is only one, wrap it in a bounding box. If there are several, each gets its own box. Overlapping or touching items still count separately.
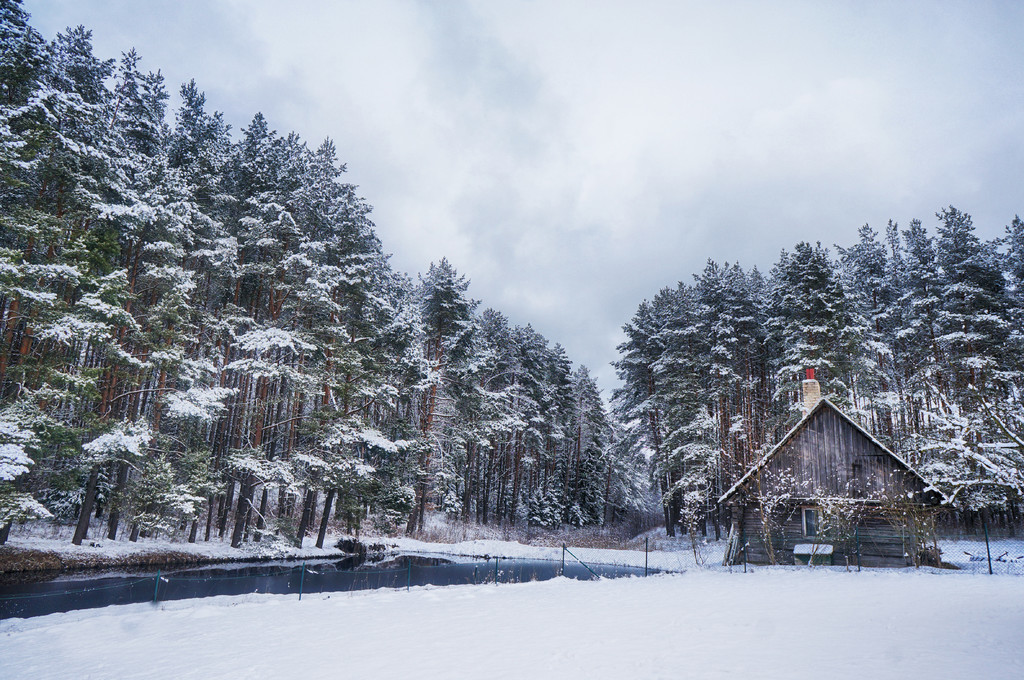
[2,3,1023,551]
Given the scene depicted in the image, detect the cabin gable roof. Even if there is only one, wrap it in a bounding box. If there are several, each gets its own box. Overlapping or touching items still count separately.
[718,398,943,504]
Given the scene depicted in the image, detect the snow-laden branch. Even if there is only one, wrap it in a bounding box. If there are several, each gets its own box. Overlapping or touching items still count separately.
[83,421,153,464]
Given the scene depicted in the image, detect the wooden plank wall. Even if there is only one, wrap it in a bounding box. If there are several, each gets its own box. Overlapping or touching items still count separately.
[735,505,916,568]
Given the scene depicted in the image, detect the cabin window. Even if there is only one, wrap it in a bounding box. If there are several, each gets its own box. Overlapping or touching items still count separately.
[802,507,818,537]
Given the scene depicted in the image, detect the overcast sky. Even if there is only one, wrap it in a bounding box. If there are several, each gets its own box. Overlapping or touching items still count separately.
[26,0,1024,395]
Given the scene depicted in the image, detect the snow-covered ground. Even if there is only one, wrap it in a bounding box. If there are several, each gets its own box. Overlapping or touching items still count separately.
[3,533,349,563]
[938,538,1024,574]
[2,570,1022,679]
[385,534,716,572]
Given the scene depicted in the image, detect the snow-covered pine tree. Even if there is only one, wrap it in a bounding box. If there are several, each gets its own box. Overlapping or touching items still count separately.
[1004,215,1024,390]
[614,284,705,536]
[406,259,476,533]
[768,242,860,417]
[934,206,1010,398]
[563,366,612,526]
[836,224,900,438]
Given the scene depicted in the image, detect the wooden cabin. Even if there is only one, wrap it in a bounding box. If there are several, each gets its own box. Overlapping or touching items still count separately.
[719,371,943,568]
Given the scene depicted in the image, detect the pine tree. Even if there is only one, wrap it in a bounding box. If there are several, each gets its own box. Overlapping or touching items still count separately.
[406,259,475,533]
[836,224,899,436]
[934,206,1010,395]
[768,242,859,416]
[1004,215,1024,386]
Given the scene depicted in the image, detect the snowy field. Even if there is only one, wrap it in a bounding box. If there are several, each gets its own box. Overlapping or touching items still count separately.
[2,570,1022,679]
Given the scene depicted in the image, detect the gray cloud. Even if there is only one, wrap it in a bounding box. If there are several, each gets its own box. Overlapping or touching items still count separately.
[26,0,1024,395]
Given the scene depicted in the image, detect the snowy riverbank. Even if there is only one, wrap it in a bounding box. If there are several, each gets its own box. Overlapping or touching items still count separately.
[4,525,1018,578]
[0,519,709,576]
[0,534,358,575]
[3,569,1022,679]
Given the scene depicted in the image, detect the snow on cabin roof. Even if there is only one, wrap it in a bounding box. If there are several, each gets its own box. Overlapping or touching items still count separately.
[717,397,945,505]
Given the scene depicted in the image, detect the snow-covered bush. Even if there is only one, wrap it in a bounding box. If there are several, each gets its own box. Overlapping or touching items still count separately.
[0,406,51,529]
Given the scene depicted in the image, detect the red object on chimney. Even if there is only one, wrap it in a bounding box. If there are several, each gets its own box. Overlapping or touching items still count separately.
[806,368,815,380]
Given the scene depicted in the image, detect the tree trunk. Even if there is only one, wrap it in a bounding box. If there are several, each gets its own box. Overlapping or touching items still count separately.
[603,465,613,525]
[418,482,427,530]
[106,461,130,540]
[204,495,215,541]
[509,434,523,523]
[0,297,20,388]
[0,521,11,545]
[230,475,255,548]
[462,443,474,522]
[218,481,235,538]
[254,487,269,542]
[296,488,315,547]
[72,465,101,545]
[316,488,336,549]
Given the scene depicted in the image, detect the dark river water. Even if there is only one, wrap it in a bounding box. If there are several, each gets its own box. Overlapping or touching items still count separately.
[0,553,652,619]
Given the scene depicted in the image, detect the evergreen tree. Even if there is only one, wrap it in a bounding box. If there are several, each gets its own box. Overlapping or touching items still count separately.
[406,259,475,533]
[768,242,859,416]
[934,206,1010,395]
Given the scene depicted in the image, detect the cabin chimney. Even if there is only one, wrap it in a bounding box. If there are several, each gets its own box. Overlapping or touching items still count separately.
[802,368,820,415]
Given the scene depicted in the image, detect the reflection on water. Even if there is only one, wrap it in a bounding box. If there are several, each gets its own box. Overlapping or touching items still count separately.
[0,552,650,620]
